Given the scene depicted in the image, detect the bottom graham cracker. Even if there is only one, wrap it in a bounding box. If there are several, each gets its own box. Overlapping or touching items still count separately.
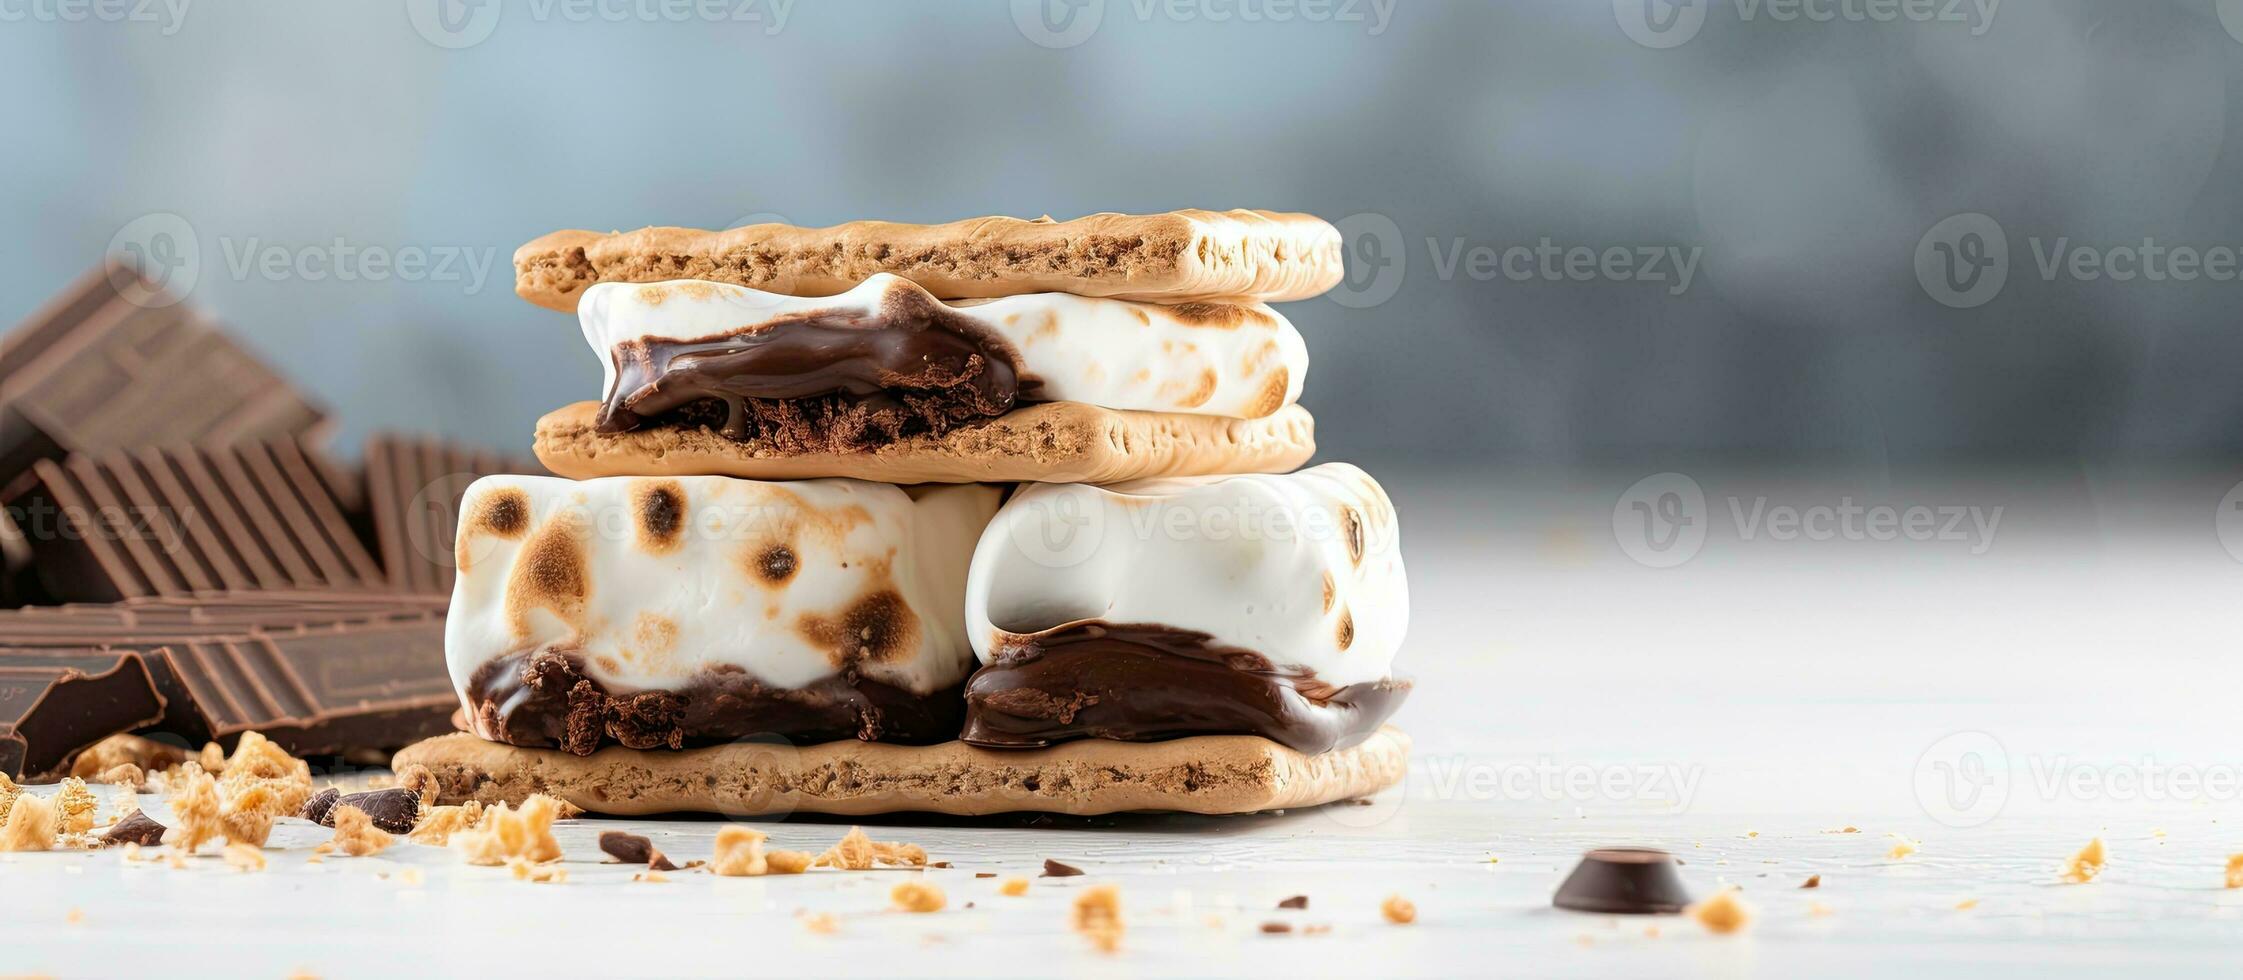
[392,727,1410,817]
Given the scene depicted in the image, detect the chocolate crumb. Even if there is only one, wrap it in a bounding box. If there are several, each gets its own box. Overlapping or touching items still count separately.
[99,811,167,847]
[930,861,952,869]
[1800,874,1821,889]
[1042,858,1085,877]
[1277,895,1309,909]
[599,831,678,871]
[975,872,997,879]
[1260,922,1294,934]
[297,787,341,826]
[309,788,421,834]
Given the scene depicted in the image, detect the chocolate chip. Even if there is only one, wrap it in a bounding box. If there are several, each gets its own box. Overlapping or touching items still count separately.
[1259,922,1294,934]
[1041,858,1084,877]
[298,787,341,825]
[1277,895,1309,909]
[305,788,422,834]
[599,831,678,871]
[99,810,167,847]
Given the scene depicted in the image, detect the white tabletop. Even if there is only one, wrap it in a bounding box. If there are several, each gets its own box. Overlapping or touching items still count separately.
[4,467,2240,978]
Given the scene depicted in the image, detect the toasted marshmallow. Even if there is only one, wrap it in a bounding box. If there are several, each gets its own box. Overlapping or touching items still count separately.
[446,475,999,699]
[964,463,1406,688]
[580,274,1307,420]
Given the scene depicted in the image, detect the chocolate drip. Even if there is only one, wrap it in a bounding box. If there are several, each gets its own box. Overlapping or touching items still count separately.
[595,287,1023,453]
[465,648,964,755]
[960,622,1408,754]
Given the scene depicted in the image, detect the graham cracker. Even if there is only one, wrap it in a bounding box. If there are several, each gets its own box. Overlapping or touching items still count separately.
[530,400,1316,484]
[514,210,1343,311]
[392,727,1409,817]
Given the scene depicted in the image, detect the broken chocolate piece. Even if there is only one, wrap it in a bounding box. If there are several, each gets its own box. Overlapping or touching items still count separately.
[1553,848,1692,915]
[962,623,1409,754]
[0,648,167,779]
[298,787,341,826]
[1277,895,1309,909]
[599,831,678,871]
[1042,858,1085,878]
[307,788,421,834]
[99,810,168,847]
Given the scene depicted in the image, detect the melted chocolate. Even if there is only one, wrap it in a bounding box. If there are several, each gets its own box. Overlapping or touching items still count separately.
[596,287,1022,453]
[960,622,1408,754]
[465,649,963,755]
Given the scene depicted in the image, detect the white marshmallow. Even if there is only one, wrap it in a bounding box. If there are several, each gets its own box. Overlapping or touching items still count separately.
[964,463,1407,688]
[579,274,1307,420]
[445,475,999,700]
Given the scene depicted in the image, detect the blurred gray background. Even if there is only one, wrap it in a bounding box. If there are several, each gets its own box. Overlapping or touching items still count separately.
[3,0,2240,471]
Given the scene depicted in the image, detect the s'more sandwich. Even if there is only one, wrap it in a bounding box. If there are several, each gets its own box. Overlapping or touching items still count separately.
[400,211,1411,818]
[521,210,1337,484]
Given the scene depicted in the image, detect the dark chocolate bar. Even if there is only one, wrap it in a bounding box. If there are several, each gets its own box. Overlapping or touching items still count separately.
[3,441,384,603]
[0,647,167,780]
[363,434,543,595]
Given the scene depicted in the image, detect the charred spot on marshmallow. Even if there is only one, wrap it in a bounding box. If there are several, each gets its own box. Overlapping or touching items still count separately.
[1246,367,1290,418]
[800,590,919,668]
[1166,303,1271,329]
[753,544,799,586]
[1336,609,1355,651]
[504,514,590,640]
[634,480,687,553]
[471,488,531,539]
[1321,571,1336,613]
[1342,506,1365,566]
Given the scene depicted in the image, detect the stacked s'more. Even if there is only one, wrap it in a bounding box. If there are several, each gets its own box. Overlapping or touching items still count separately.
[397,211,1412,817]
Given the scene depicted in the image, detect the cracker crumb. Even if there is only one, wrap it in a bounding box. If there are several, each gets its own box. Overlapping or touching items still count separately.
[0,771,18,824]
[65,907,83,925]
[1808,901,1835,917]
[70,734,190,779]
[223,842,268,872]
[0,793,59,851]
[217,732,314,816]
[891,879,945,913]
[800,912,839,935]
[1000,877,1030,896]
[1800,874,1821,889]
[765,849,813,875]
[326,805,395,857]
[91,764,146,792]
[509,857,567,883]
[395,764,440,808]
[815,826,928,870]
[2225,855,2243,889]
[1955,898,1979,910]
[1644,925,1660,938]
[1825,826,1860,834]
[1688,889,1752,935]
[409,801,483,846]
[398,868,425,886]
[1073,884,1124,953]
[165,851,188,870]
[1381,893,1416,925]
[218,782,284,848]
[711,826,770,876]
[2059,838,2105,884]
[54,778,97,835]
[1887,834,1919,860]
[633,870,670,883]
[452,796,562,866]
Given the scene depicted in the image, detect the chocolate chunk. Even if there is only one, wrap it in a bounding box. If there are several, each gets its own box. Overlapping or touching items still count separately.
[1041,859,1084,878]
[0,648,167,779]
[1553,848,1692,915]
[1259,922,1294,934]
[599,831,678,871]
[1277,895,1309,909]
[362,435,545,596]
[99,810,168,847]
[310,788,423,834]
[962,623,1410,754]
[298,787,341,825]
